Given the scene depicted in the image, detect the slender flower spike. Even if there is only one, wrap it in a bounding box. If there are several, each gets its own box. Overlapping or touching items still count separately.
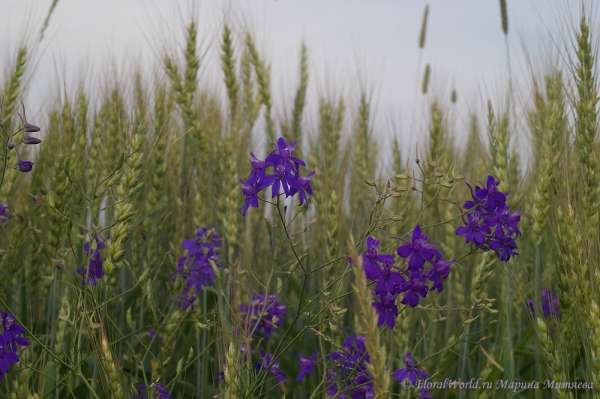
[393,351,427,385]
[296,351,318,382]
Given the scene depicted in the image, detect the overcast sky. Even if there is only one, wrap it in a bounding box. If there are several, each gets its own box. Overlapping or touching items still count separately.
[0,0,588,163]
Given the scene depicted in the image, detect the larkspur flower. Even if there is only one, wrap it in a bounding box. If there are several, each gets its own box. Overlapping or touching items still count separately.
[239,294,286,340]
[150,380,171,399]
[398,270,429,308]
[265,137,305,169]
[426,250,455,293]
[473,175,506,213]
[455,211,491,246]
[361,237,395,281]
[172,227,222,309]
[393,351,427,385]
[256,351,288,383]
[373,256,405,296]
[296,351,318,382]
[0,334,19,383]
[488,227,519,262]
[289,170,315,207]
[239,178,262,216]
[248,152,268,183]
[372,294,399,329]
[0,312,29,382]
[396,225,436,270]
[528,289,561,319]
[133,384,148,399]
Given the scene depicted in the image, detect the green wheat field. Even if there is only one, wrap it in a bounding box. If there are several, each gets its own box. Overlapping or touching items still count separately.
[0,1,599,398]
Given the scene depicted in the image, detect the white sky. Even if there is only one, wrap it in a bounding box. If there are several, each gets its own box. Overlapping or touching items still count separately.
[0,0,589,166]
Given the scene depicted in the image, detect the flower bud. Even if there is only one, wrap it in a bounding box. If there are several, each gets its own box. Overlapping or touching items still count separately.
[18,160,34,172]
[24,123,40,133]
[24,136,41,145]
[7,140,15,150]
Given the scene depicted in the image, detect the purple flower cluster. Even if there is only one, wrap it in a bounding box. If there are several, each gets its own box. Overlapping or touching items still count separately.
[171,227,222,309]
[456,175,521,262]
[133,380,171,399]
[1,101,41,173]
[255,351,288,383]
[240,137,315,216]
[356,228,455,329]
[0,312,29,382]
[527,289,561,319]
[76,236,106,286]
[393,351,430,398]
[239,294,286,340]
[326,335,374,399]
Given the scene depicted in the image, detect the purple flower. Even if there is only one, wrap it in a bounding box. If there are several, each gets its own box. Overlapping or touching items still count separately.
[256,351,288,383]
[473,175,506,213]
[77,236,106,286]
[398,270,429,308]
[374,256,405,296]
[372,294,399,329]
[133,384,148,399]
[261,158,299,198]
[455,212,491,246]
[396,225,436,270]
[488,227,519,262]
[486,205,521,236]
[265,137,306,169]
[248,152,268,184]
[0,312,29,382]
[0,203,9,228]
[239,294,286,339]
[296,351,318,382]
[239,178,261,216]
[426,250,455,293]
[360,237,395,281]
[528,289,561,319]
[393,351,427,385]
[0,334,20,382]
[289,170,315,207]
[150,380,171,399]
